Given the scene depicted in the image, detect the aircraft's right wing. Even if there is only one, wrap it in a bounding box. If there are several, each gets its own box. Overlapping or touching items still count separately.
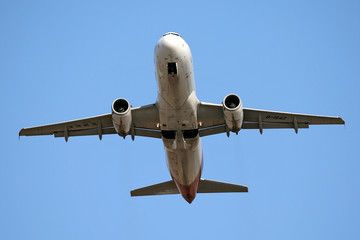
[197,102,345,136]
[242,108,344,131]
[19,104,161,141]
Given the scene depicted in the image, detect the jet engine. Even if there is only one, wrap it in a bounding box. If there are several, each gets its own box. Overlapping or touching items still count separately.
[222,94,243,133]
[111,98,132,137]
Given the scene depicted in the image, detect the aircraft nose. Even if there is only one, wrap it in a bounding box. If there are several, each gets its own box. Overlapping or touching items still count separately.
[155,32,188,58]
[158,34,180,49]
[158,37,177,51]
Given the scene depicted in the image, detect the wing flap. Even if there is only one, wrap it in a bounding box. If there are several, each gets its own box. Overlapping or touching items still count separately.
[198,122,310,137]
[242,122,309,129]
[53,128,161,139]
[199,125,226,137]
[134,128,161,139]
[54,127,116,138]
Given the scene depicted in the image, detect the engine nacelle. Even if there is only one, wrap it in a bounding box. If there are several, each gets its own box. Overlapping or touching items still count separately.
[111,98,132,137]
[222,94,243,133]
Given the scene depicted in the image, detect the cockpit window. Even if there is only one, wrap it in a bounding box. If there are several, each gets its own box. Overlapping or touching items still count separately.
[167,62,177,75]
[161,130,176,139]
[182,129,198,139]
[163,32,181,37]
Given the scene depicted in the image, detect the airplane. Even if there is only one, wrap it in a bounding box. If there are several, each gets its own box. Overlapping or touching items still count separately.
[19,32,345,204]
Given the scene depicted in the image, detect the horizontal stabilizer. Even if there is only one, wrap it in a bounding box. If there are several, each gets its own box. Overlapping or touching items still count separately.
[131,180,179,196]
[198,179,248,193]
[130,179,248,197]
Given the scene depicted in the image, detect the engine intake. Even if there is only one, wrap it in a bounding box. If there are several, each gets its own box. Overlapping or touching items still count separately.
[223,94,243,133]
[112,98,132,137]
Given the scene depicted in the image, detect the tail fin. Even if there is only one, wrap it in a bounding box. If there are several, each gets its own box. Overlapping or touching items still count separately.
[130,179,248,197]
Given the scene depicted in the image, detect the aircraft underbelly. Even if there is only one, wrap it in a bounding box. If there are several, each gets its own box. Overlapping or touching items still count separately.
[165,138,203,186]
[155,33,203,202]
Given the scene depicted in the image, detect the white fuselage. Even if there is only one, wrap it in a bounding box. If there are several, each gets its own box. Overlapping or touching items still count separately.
[154,33,202,203]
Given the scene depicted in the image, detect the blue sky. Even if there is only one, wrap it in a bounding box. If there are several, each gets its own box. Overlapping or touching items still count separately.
[1,0,359,239]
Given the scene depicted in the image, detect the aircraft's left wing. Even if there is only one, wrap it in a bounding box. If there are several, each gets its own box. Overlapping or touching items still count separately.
[197,102,345,136]
[19,104,161,141]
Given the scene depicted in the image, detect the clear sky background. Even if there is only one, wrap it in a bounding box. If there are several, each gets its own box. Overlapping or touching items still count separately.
[1,0,359,239]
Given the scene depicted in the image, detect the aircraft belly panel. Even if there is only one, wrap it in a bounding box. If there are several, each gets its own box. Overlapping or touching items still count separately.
[157,91,199,130]
[166,138,203,186]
